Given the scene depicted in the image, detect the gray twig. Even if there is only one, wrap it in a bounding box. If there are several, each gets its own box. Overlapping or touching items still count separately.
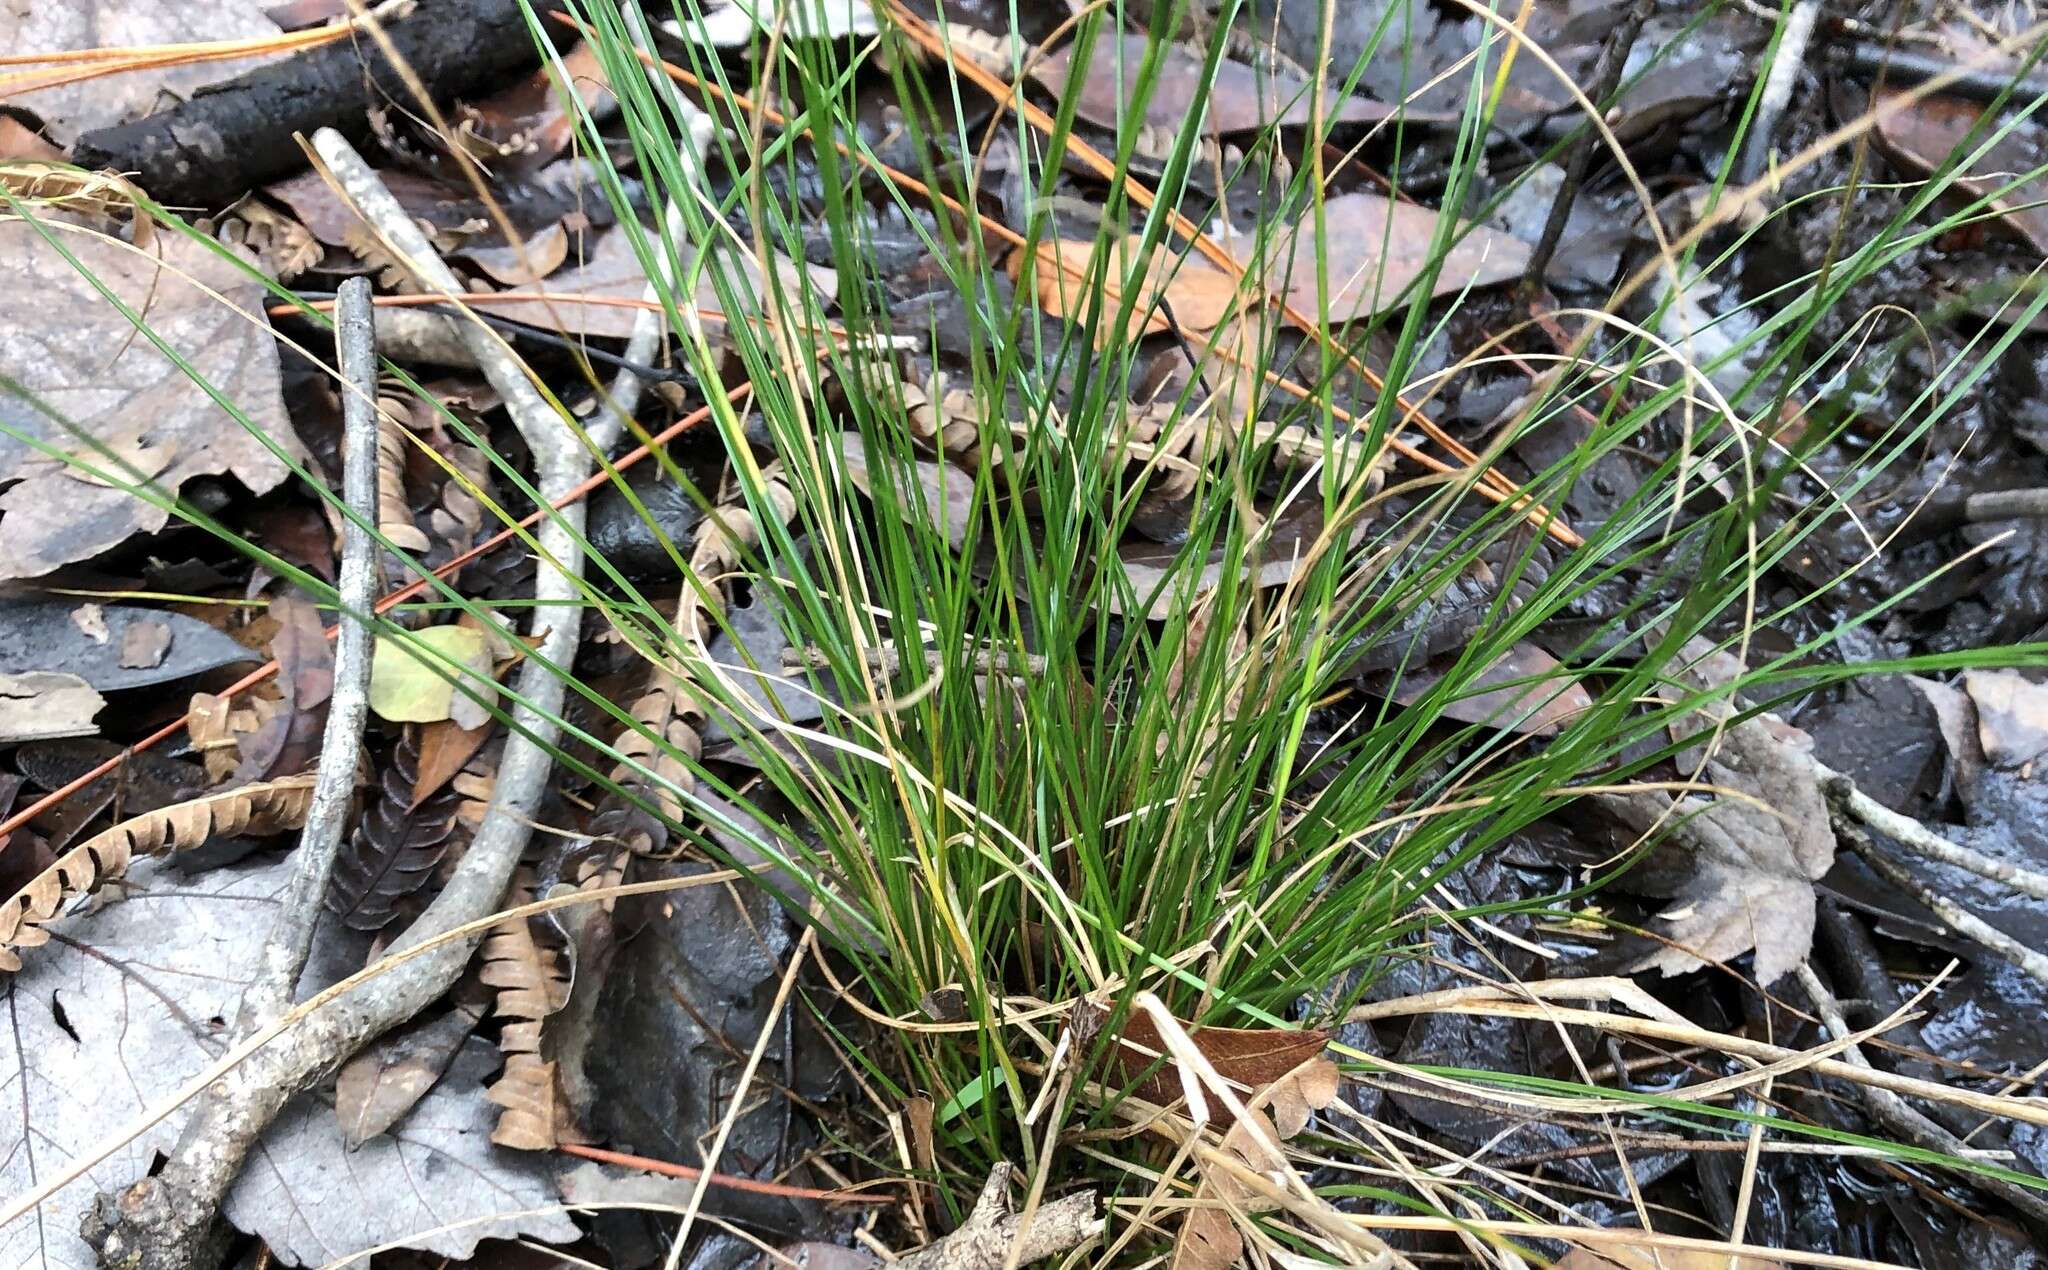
[1523,0,1655,288]
[1833,815,2048,991]
[83,131,612,1270]
[244,276,380,1026]
[1796,963,2048,1232]
[1821,771,2048,902]
[1735,0,1821,187]
[895,1164,1101,1270]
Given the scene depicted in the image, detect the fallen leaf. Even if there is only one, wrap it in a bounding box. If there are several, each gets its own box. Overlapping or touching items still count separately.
[117,618,171,669]
[839,432,975,550]
[1874,88,2048,255]
[230,594,334,784]
[4,1,286,144]
[1377,641,1593,737]
[1228,191,1529,328]
[334,1000,484,1149]
[1961,669,2048,769]
[1032,33,1412,136]
[1015,234,1242,348]
[478,223,655,339]
[224,1035,578,1261]
[369,625,496,725]
[1598,639,1834,985]
[409,717,493,809]
[0,599,260,691]
[68,603,108,644]
[1108,1008,1331,1114]
[0,671,103,743]
[1557,1235,1783,1269]
[457,41,614,179]
[0,225,299,579]
[0,116,65,162]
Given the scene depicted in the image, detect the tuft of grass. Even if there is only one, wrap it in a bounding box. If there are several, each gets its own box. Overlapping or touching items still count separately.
[9,0,2048,1258]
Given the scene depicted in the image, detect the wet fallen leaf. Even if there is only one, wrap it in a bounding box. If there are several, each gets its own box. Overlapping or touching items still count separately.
[5,0,286,144]
[0,598,261,691]
[1033,33,1411,136]
[0,225,298,579]
[369,624,495,725]
[0,671,103,744]
[1228,191,1529,328]
[1598,639,1834,984]
[1874,88,2048,256]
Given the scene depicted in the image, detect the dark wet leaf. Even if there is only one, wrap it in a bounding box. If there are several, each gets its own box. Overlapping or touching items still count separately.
[327,727,463,932]
[0,599,260,692]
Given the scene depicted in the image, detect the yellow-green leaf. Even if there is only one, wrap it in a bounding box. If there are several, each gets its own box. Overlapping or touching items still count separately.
[369,625,493,724]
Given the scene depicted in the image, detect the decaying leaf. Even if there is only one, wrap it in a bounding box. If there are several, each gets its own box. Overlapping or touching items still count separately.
[369,624,496,725]
[4,0,285,143]
[334,997,485,1149]
[223,1036,579,1262]
[0,598,260,692]
[327,728,463,933]
[1014,234,1242,348]
[1598,639,1835,985]
[1226,191,1530,328]
[457,42,614,179]
[839,431,976,550]
[0,774,316,972]
[0,671,103,744]
[1376,640,1593,737]
[1031,33,1412,137]
[0,225,299,578]
[409,717,494,809]
[1106,1007,1331,1118]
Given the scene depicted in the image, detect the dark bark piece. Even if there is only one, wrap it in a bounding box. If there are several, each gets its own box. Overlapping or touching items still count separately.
[68,0,567,210]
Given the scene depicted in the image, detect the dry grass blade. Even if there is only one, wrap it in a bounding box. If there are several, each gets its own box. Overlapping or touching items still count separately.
[0,773,318,971]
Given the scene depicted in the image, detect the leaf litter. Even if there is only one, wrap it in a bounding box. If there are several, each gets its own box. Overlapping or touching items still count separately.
[3,0,2048,1267]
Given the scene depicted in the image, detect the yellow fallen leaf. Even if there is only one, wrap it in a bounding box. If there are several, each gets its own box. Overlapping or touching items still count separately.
[369,625,494,725]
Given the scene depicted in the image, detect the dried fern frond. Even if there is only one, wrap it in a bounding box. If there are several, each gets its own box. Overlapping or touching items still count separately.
[0,774,319,972]
[482,865,576,1150]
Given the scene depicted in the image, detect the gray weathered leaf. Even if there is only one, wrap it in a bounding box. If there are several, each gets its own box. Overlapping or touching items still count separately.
[6,1,285,143]
[0,855,287,1270]
[0,599,261,691]
[0,226,298,578]
[1228,191,1529,327]
[226,1037,577,1265]
[0,671,103,743]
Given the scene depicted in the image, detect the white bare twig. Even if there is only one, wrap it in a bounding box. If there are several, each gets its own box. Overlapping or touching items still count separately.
[82,131,614,1270]
[244,275,380,1025]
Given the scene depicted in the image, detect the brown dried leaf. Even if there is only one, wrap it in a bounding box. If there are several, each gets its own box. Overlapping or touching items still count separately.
[233,594,334,782]
[1229,191,1529,328]
[410,718,493,810]
[456,42,614,179]
[1874,89,2048,255]
[1033,34,1413,137]
[0,225,297,578]
[0,773,317,971]
[1380,640,1592,737]
[334,998,483,1148]
[1013,234,1241,349]
[1111,1010,1331,1113]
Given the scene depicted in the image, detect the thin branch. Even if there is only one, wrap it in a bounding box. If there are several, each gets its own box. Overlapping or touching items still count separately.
[1734,0,1821,187]
[83,129,614,1270]
[1820,771,2048,902]
[1834,815,2048,991]
[243,275,380,1026]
